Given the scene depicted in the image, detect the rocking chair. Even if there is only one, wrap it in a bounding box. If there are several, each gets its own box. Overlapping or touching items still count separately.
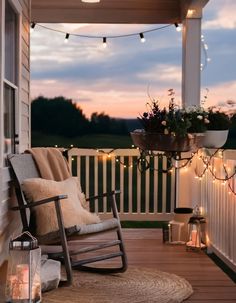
[8,152,128,286]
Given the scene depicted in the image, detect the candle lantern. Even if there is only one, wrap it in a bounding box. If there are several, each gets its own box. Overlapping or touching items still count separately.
[5,232,41,303]
[186,216,206,251]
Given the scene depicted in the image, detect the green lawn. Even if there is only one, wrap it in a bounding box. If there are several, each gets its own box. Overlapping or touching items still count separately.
[32,132,133,148]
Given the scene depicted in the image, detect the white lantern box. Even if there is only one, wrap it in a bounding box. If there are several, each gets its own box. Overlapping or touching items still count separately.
[5,232,41,303]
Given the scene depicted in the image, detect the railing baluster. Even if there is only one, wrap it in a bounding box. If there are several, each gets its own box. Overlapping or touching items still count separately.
[85,156,89,198]
[137,157,141,214]
[77,155,81,180]
[145,156,150,213]
[120,156,124,214]
[128,156,133,214]
[153,156,158,214]
[94,155,98,213]
[162,156,167,213]
[103,155,107,213]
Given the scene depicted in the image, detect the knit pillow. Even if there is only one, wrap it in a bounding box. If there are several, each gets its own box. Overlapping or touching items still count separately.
[22,177,100,236]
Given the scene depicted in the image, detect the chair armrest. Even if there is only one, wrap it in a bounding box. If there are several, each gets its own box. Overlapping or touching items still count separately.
[86,190,121,220]
[10,195,68,210]
[86,190,121,201]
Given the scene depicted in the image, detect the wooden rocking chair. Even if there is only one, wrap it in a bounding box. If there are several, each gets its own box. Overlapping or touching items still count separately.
[8,153,128,286]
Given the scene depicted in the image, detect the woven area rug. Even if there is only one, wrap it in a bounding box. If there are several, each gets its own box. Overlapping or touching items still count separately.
[43,267,193,303]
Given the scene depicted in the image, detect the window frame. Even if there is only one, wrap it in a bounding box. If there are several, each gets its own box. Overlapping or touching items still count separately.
[0,0,22,165]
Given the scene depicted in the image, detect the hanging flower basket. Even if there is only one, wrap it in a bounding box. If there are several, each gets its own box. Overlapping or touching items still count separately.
[130,131,204,152]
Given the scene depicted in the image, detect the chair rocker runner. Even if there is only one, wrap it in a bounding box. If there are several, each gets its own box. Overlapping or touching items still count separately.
[8,152,128,286]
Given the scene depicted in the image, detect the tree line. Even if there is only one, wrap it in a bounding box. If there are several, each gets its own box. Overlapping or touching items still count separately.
[31,96,129,137]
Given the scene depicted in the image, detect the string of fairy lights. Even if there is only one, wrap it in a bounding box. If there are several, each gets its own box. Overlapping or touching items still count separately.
[62,145,236,196]
[30,22,210,71]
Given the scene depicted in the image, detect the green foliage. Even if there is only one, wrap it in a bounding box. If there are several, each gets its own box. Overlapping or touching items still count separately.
[186,107,208,133]
[32,96,89,137]
[138,91,191,137]
[207,108,231,130]
[31,96,128,137]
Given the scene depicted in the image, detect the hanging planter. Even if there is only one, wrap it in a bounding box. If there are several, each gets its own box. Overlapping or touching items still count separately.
[203,129,229,148]
[133,89,209,153]
[130,131,204,152]
[202,108,230,148]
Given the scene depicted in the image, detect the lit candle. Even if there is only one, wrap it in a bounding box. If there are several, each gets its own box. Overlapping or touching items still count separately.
[6,275,18,298]
[16,264,29,299]
[168,223,171,243]
[17,264,29,283]
[19,283,29,299]
[191,230,197,246]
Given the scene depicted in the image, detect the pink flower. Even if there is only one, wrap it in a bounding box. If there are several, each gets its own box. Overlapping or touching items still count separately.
[204,118,210,124]
[161,120,167,126]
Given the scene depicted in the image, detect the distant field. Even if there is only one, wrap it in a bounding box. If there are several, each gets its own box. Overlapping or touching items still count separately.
[32,132,134,148]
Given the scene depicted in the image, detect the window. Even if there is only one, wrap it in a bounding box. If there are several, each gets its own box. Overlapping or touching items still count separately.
[4,83,17,154]
[4,0,19,157]
[5,0,17,84]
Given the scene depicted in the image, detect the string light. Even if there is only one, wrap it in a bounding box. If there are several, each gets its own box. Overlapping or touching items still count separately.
[64,33,70,43]
[194,149,236,195]
[201,34,211,71]
[139,33,146,43]
[59,145,235,194]
[30,23,173,44]
[103,37,107,48]
[174,23,181,32]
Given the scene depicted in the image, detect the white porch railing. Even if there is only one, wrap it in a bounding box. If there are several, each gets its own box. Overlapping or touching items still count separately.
[199,150,236,272]
[67,148,176,221]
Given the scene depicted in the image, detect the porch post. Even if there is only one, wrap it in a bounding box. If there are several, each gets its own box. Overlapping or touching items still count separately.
[177,15,203,208]
[182,17,202,107]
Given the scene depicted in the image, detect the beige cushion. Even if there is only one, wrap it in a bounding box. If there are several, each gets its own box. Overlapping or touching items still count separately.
[22,177,100,236]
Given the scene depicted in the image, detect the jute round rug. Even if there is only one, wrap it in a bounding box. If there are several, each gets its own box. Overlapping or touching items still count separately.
[43,267,193,303]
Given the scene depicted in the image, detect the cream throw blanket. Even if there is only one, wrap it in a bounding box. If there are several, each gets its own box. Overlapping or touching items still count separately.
[24,148,100,235]
[26,147,71,181]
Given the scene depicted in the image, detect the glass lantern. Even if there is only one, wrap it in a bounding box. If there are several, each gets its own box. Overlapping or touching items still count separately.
[5,232,41,303]
[186,216,206,251]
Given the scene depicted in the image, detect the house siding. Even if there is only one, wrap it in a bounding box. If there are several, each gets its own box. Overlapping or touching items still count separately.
[0,0,30,266]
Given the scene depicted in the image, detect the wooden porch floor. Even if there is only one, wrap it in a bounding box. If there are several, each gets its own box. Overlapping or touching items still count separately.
[119,229,236,302]
[48,228,236,303]
[1,229,235,302]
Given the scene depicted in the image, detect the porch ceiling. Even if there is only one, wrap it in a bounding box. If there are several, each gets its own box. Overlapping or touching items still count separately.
[31,0,209,24]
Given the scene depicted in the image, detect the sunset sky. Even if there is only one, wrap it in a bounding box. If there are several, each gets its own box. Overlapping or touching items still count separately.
[31,0,236,119]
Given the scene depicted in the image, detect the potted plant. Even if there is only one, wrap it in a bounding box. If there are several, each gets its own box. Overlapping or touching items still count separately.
[130,91,207,152]
[203,107,231,148]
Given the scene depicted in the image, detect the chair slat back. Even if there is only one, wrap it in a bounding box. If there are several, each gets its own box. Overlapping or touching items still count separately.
[8,154,41,231]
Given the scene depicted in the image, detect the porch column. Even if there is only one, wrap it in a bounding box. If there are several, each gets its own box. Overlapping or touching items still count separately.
[182,17,202,107]
[177,14,203,208]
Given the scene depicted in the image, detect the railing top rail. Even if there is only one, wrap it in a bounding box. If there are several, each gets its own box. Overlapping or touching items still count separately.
[68,148,142,157]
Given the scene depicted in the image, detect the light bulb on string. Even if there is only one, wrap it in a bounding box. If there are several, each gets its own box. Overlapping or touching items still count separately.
[174,23,181,32]
[103,37,107,48]
[64,33,70,43]
[139,33,146,43]
[30,22,36,33]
